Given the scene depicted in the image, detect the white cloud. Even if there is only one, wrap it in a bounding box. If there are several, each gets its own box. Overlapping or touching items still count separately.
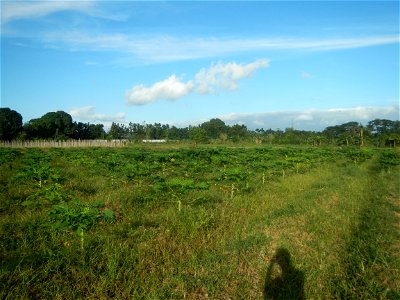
[1,1,94,24]
[194,59,269,94]
[69,106,126,124]
[125,59,269,105]
[220,104,399,131]
[295,113,314,121]
[34,32,400,64]
[126,75,193,105]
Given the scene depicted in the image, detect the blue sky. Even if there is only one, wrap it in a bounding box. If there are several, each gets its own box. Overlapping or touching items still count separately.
[1,0,399,131]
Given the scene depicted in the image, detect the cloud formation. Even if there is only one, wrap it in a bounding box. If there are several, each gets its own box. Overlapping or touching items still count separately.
[1,1,94,24]
[195,59,269,94]
[126,75,193,105]
[69,106,126,124]
[220,105,399,131]
[126,59,269,105]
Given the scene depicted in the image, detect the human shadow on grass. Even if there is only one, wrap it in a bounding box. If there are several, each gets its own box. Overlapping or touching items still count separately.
[264,248,305,300]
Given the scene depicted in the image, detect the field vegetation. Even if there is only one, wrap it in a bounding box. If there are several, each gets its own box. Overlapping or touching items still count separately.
[0,145,399,299]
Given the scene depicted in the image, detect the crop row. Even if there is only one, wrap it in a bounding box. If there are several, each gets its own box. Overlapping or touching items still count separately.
[2,147,398,215]
[2,146,389,202]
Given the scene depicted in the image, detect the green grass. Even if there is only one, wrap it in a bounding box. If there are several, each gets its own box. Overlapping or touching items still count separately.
[0,146,399,299]
[330,160,400,299]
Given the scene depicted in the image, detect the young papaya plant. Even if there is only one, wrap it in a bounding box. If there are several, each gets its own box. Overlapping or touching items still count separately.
[22,183,69,208]
[48,200,115,249]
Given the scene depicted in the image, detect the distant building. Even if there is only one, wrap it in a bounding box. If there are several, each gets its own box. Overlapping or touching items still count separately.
[142,139,167,143]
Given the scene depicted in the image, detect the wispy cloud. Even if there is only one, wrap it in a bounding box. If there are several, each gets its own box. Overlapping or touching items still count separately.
[1,1,95,24]
[84,61,99,66]
[220,104,399,131]
[38,32,399,64]
[69,106,126,124]
[2,2,398,63]
[301,71,312,79]
[125,59,269,105]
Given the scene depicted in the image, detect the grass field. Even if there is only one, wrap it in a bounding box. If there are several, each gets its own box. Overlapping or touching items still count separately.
[0,145,399,299]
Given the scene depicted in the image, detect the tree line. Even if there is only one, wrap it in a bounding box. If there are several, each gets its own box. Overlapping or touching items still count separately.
[1,108,399,147]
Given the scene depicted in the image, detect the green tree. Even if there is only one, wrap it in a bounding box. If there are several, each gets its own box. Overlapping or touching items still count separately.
[24,111,74,140]
[189,127,209,144]
[72,122,106,139]
[229,124,249,142]
[147,123,165,139]
[323,122,362,146]
[386,133,400,147]
[367,119,397,136]
[88,124,106,139]
[201,118,227,140]
[127,122,145,141]
[108,122,127,139]
[367,119,400,147]
[72,122,90,139]
[168,126,189,140]
[0,108,23,141]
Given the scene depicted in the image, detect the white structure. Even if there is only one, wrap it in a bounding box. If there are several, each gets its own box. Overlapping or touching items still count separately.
[142,139,167,143]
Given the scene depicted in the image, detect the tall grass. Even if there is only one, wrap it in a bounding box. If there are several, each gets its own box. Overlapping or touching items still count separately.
[330,160,400,299]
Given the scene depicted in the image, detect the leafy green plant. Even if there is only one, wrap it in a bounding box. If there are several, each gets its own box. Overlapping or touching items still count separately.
[31,165,61,187]
[153,178,209,194]
[343,148,373,164]
[22,183,69,208]
[378,149,400,171]
[0,148,22,165]
[48,200,115,249]
[214,167,249,198]
[153,178,210,211]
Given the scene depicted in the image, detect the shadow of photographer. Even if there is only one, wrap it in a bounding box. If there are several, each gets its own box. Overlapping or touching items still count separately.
[264,248,305,300]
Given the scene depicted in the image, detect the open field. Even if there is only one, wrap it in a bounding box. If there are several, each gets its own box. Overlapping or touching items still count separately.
[1,145,399,299]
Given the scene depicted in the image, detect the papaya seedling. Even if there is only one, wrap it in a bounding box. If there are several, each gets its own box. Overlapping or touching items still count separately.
[48,200,115,249]
[22,183,69,208]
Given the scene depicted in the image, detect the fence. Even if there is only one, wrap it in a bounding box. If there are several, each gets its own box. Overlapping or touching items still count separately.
[0,140,129,148]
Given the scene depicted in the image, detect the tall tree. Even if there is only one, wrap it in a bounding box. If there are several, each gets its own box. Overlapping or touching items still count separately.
[201,118,227,139]
[88,124,106,139]
[229,124,249,142]
[127,122,145,141]
[168,126,189,140]
[24,111,74,139]
[189,127,209,144]
[72,122,106,139]
[323,122,362,146]
[0,108,23,141]
[367,119,400,146]
[108,122,127,139]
